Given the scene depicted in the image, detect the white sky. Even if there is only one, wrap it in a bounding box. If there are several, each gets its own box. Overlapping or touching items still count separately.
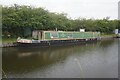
[0,0,119,20]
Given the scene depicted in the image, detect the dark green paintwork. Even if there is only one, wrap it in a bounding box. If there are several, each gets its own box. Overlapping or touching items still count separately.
[44,31,100,40]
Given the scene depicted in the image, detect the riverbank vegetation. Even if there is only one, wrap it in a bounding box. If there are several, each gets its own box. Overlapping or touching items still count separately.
[2,38,16,43]
[2,4,120,38]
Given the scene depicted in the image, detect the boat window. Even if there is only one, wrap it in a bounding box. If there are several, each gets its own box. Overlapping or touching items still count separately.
[50,32,58,38]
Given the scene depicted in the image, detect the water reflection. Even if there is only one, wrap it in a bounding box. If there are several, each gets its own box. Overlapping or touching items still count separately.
[2,39,118,78]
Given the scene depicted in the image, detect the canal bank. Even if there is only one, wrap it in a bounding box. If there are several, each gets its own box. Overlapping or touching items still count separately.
[1,35,118,48]
[1,42,18,48]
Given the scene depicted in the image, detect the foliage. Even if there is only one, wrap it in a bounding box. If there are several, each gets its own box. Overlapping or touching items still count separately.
[2,4,119,38]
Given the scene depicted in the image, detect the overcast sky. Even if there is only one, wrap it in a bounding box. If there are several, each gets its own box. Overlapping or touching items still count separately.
[1,0,119,20]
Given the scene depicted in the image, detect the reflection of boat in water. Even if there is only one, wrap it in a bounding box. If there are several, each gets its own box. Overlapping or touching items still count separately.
[2,39,116,78]
[17,30,101,47]
[18,52,32,58]
[3,42,99,73]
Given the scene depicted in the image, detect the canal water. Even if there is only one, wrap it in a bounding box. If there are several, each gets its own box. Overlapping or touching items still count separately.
[2,39,118,78]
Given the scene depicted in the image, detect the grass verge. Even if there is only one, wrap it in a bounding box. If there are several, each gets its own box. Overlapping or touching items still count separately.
[2,38,16,43]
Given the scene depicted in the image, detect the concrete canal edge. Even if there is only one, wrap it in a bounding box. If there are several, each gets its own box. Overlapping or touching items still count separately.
[100,36,115,40]
[1,42,18,48]
[1,36,118,48]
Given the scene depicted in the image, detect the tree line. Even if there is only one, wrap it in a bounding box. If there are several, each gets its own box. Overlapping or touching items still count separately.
[2,4,120,38]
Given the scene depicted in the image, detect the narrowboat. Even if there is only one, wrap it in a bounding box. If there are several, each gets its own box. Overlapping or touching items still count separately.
[17,30,101,47]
